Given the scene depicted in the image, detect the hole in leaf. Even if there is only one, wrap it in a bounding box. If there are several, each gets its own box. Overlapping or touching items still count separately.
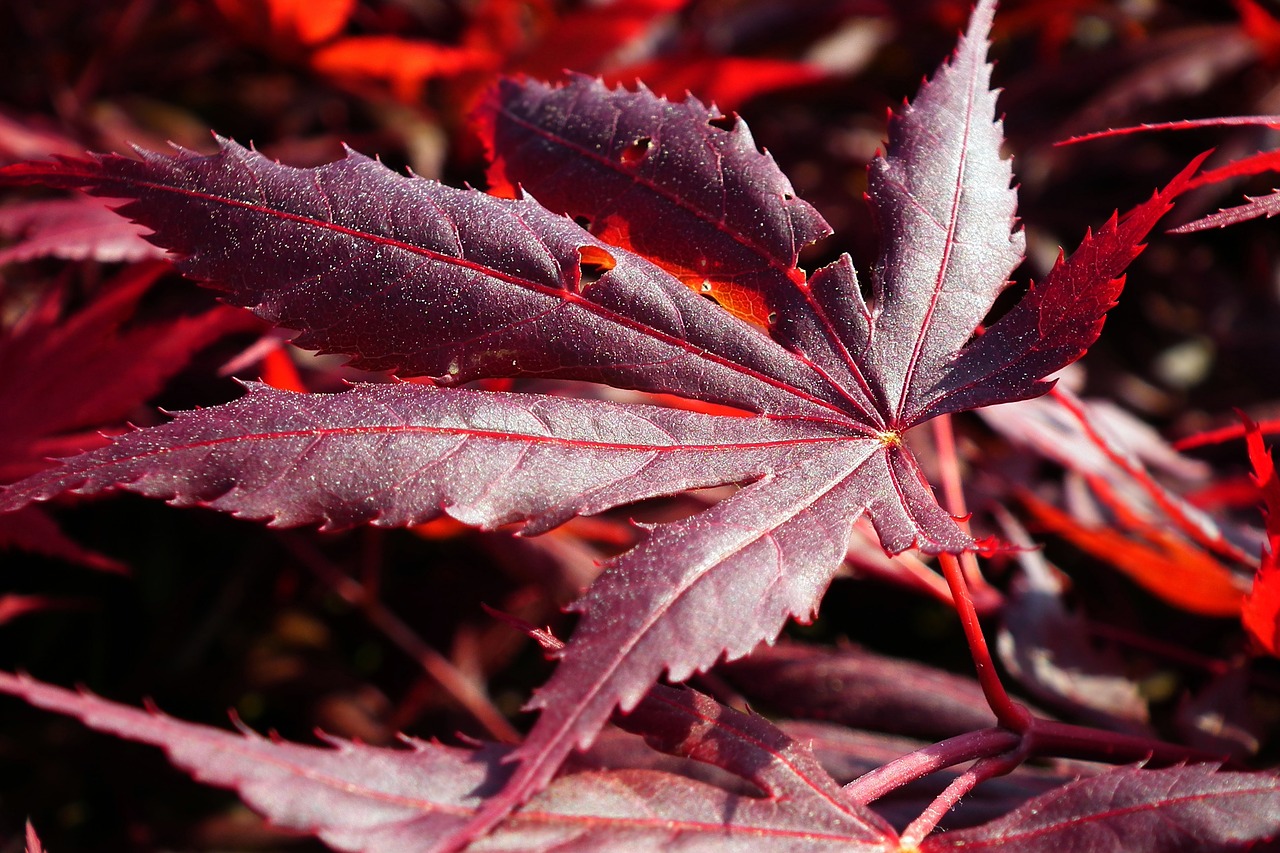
[574,215,592,230]
[576,245,616,291]
[707,114,735,131]
[620,137,652,166]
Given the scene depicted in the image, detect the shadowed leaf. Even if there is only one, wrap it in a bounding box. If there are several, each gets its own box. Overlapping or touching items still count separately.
[921,764,1280,852]
[0,671,896,852]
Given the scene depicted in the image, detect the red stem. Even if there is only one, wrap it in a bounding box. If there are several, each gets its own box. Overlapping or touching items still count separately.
[930,414,998,598]
[839,412,1240,818]
[845,714,1232,809]
[938,551,1032,732]
[931,414,1029,728]
[843,726,1021,804]
[898,748,1027,848]
[1026,718,1234,768]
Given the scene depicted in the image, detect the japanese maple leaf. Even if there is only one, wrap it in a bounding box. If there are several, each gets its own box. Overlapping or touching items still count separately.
[0,0,1200,846]
[0,671,897,852]
[919,764,1280,852]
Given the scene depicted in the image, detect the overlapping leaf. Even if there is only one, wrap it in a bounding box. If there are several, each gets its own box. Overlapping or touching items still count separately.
[0,262,254,482]
[1020,490,1250,617]
[478,72,830,323]
[0,141,843,418]
[0,0,1205,847]
[0,195,163,265]
[0,381,850,533]
[719,642,997,740]
[921,764,1280,852]
[0,261,254,569]
[995,535,1152,733]
[0,671,895,852]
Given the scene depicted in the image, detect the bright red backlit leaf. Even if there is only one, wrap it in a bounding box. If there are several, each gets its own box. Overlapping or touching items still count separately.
[1241,417,1280,655]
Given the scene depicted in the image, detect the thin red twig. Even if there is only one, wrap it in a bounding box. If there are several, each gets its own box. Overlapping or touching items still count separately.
[930,414,997,596]
[898,748,1027,848]
[938,551,1032,732]
[842,726,1021,804]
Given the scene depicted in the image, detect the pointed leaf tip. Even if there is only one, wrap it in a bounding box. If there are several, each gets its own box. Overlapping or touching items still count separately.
[864,0,1021,425]
[477,74,831,323]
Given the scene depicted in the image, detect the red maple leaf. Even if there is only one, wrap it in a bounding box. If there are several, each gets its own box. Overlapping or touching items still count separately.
[0,0,1219,846]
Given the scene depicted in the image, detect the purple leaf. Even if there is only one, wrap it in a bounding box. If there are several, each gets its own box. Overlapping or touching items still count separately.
[613,683,890,825]
[862,0,1022,425]
[0,671,896,852]
[0,0,1207,844]
[0,141,844,419]
[0,382,847,533]
[478,73,831,315]
[719,642,997,741]
[921,764,1280,852]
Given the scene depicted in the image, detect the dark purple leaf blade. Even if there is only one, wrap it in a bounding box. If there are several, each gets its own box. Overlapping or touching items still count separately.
[478,77,890,424]
[0,97,988,852]
[0,382,849,532]
[477,73,831,316]
[454,2,1026,843]
[0,141,847,420]
[0,671,897,852]
[719,642,997,741]
[470,433,975,848]
[0,384,961,852]
[921,764,1280,852]
[864,0,1023,427]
